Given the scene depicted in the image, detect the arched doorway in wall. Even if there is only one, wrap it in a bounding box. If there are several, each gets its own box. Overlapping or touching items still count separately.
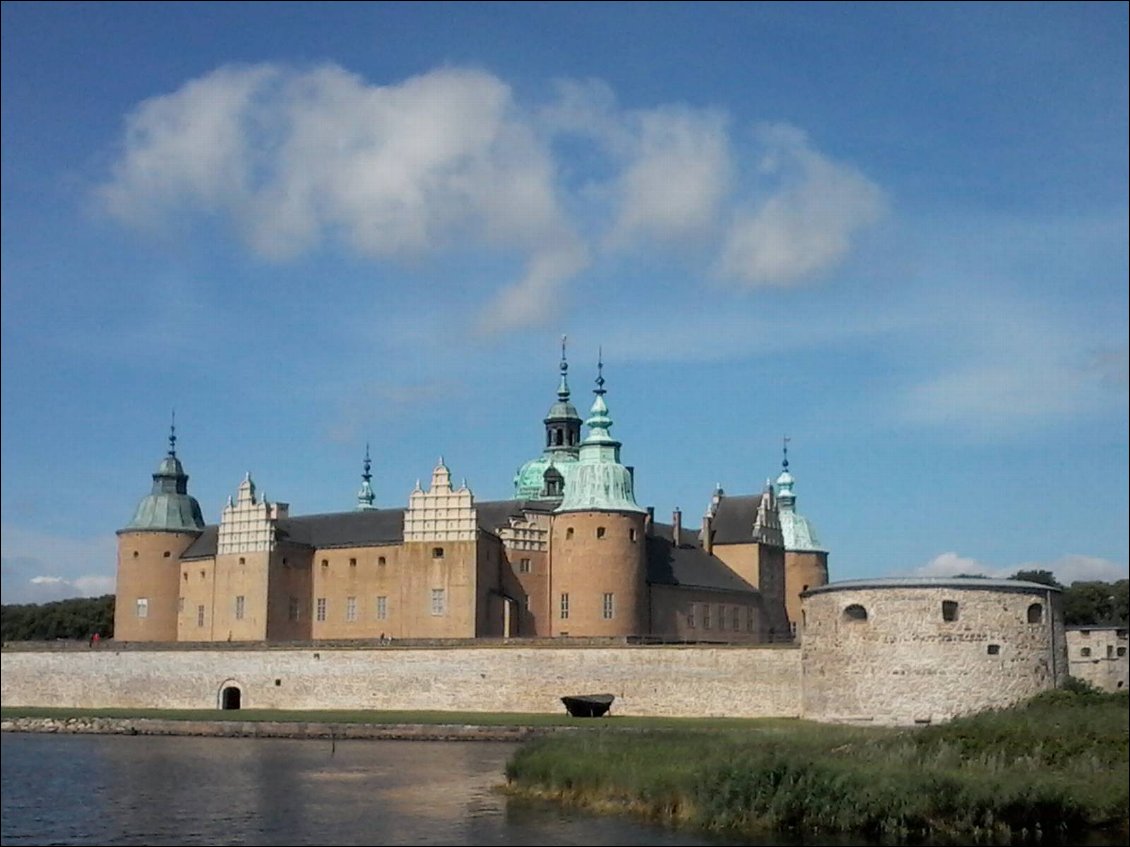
[218,679,243,710]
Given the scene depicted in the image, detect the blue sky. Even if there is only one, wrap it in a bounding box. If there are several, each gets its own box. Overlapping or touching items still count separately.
[2,1,1127,604]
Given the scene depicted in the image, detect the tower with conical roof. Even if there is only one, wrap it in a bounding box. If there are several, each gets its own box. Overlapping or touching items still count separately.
[514,336,583,501]
[775,437,829,631]
[550,354,649,636]
[114,418,206,642]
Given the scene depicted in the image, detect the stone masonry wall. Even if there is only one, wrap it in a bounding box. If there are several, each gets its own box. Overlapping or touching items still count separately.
[802,584,1066,725]
[1,644,801,719]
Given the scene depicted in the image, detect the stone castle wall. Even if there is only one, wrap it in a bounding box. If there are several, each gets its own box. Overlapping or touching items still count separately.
[1066,627,1128,692]
[0,643,802,719]
[801,582,1067,725]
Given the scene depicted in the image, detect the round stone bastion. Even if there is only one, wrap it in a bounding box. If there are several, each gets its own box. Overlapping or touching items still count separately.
[800,578,1068,726]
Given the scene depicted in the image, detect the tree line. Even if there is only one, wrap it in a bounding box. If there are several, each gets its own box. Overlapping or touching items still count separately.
[1,575,1126,642]
[1,595,114,643]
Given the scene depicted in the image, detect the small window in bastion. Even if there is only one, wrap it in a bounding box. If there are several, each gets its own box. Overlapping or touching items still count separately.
[1107,645,1115,658]
[1118,647,1127,657]
[350,558,357,567]
[132,551,139,558]
[1027,603,1043,624]
[843,604,868,622]
[1081,647,1092,657]
[519,558,531,573]
[432,547,444,559]
[942,600,959,622]
[238,557,245,565]
[321,559,329,569]
[629,528,637,542]
[596,526,606,539]
[566,527,574,539]
[183,572,188,581]
[163,551,171,558]
[987,644,1001,655]
[378,556,386,566]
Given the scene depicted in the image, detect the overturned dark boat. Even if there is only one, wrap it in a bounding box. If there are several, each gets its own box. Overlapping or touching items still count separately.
[561,693,615,717]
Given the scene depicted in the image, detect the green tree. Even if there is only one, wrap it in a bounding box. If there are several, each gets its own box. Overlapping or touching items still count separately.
[1010,569,1063,588]
[1,595,114,642]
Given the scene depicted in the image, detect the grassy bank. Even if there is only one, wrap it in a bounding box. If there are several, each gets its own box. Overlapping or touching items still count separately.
[503,688,1130,844]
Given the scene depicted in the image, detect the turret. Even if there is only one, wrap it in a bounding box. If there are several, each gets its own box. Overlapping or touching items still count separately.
[114,417,205,642]
[356,444,377,510]
[514,336,583,500]
[776,437,829,632]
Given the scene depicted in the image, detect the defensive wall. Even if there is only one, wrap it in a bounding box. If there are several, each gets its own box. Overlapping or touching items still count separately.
[1066,626,1129,692]
[0,641,803,719]
[801,579,1067,724]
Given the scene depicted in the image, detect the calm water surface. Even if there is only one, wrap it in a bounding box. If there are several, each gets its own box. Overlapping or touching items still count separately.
[1,732,764,846]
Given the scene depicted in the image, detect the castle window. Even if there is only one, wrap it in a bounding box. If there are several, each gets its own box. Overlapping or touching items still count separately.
[200,570,206,579]
[183,571,188,581]
[282,558,288,566]
[687,606,695,629]
[629,528,637,542]
[602,593,615,620]
[596,527,606,539]
[178,597,184,613]
[731,607,740,631]
[1107,645,1115,658]
[1081,647,1092,657]
[376,596,388,620]
[234,595,245,621]
[346,596,357,622]
[136,598,148,619]
[131,550,139,559]
[288,596,300,621]
[432,547,444,559]
[378,556,386,567]
[1027,603,1043,624]
[942,600,959,622]
[239,557,245,565]
[316,597,327,622]
[321,559,329,569]
[349,558,357,567]
[1119,647,1127,657]
[560,592,570,620]
[163,551,171,558]
[703,604,711,629]
[987,644,1001,655]
[843,604,868,622]
[566,527,574,539]
[431,588,446,616]
[196,605,205,627]
[555,430,563,446]
[519,558,531,574]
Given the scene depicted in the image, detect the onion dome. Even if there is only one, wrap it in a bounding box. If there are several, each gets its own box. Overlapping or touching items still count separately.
[775,437,823,552]
[123,418,205,532]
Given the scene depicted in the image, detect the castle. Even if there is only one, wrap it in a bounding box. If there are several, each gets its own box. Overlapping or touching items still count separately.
[113,344,829,645]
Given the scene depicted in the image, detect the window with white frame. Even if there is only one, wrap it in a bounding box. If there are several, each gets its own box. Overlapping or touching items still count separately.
[602,592,614,620]
[136,598,149,619]
[431,588,446,616]
[376,596,388,620]
[346,596,357,622]
[316,597,327,622]
[560,592,570,619]
[196,605,205,627]
[519,558,531,573]
[288,596,300,621]
[234,595,245,621]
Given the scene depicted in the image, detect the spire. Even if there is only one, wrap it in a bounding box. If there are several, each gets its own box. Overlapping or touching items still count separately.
[777,435,796,511]
[782,435,790,472]
[557,334,570,401]
[168,410,177,458]
[356,443,376,510]
[773,439,823,552]
[584,348,616,446]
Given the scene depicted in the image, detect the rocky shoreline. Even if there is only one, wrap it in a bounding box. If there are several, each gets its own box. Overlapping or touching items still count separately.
[1,716,565,742]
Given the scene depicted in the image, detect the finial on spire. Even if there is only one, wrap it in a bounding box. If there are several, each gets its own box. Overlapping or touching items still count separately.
[557,334,571,401]
[363,443,372,482]
[357,443,376,510]
[782,435,790,471]
[595,347,605,395]
[168,410,177,457]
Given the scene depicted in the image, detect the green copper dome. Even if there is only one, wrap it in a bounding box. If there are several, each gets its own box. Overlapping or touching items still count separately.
[555,357,646,515]
[122,423,205,533]
[775,441,823,552]
[513,337,583,501]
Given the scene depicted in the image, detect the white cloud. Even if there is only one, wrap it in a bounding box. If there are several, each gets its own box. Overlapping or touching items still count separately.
[1,526,117,604]
[98,65,885,333]
[608,106,733,245]
[717,124,885,286]
[905,551,1128,584]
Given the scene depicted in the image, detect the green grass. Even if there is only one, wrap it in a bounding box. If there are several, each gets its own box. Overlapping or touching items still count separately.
[503,689,1130,844]
[0,705,796,731]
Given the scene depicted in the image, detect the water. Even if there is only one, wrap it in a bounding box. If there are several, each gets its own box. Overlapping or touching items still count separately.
[0,733,750,846]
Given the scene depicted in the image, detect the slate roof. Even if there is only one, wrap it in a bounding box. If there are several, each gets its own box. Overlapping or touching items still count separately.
[709,494,764,545]
[181,499,556,559]
[646,522,758,594]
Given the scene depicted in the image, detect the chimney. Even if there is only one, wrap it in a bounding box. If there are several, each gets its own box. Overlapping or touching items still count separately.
[701,511,713,554]
[645,506,654,536]
[672,507,682,546]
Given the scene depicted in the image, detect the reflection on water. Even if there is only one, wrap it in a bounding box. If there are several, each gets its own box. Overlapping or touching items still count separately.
[0,733,741,846]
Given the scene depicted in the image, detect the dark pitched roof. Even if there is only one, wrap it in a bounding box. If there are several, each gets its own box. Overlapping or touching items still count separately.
[709,494,764,545]
[646,522,758,594]
[180,499,553,559]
